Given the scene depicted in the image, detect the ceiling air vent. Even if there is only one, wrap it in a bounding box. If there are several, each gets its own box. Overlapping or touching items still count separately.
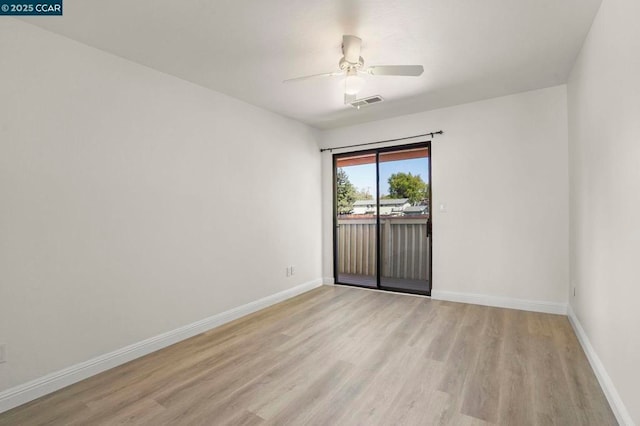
[350,95,384,109]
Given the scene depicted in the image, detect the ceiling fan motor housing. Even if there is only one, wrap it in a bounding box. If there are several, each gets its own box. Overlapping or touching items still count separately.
[339,56,364,70]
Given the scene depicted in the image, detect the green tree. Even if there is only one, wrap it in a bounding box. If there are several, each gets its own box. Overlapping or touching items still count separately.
[388,172,429,204]
[336,168,356,214]
[354,187,373,200]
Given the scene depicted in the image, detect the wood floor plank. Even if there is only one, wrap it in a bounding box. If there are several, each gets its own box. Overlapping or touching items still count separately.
[460,307,505,423]
[437,303,487,396]
[528,315,582,425]
[377,358,448,425]
[497,309,535,425]
[0,286,617,426]
[548,315,617,425]
[304,300,431,425]
[424,302,468,361]
[94,398,165,426]
[261,359,356,425]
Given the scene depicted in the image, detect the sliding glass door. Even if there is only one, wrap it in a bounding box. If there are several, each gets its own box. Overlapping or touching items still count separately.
[378,148,431,293]
[334,151,378,288]
[333,143,431,295]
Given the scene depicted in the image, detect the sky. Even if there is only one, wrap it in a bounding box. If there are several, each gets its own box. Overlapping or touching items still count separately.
[342,158,429,197]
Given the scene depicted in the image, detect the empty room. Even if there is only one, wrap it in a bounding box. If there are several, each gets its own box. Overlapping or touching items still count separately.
[0,0,638,424]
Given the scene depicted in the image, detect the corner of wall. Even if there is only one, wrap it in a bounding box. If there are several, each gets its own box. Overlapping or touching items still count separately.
[567,304,635,426]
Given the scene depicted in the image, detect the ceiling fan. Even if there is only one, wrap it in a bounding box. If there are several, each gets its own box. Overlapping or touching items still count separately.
[284,35,424,105]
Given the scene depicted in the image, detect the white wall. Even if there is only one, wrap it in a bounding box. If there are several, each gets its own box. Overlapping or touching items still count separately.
[320,86,569,306]
[567,0,640,423]
[0,20,321,392]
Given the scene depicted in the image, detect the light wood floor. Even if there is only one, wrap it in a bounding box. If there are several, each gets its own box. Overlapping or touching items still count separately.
[0,285,616,425]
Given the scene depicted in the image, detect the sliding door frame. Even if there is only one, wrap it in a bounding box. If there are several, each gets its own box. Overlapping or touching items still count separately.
[332,141,432,296]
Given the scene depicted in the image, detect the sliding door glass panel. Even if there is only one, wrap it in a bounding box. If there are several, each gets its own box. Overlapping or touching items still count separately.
[378,148,430,292]
[335,152,377,288]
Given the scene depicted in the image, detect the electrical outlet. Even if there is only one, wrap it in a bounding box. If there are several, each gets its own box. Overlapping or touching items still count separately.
[573,287,576,297]
[290,265,295,276]
[285,267,290,277]
[0,344,6,364]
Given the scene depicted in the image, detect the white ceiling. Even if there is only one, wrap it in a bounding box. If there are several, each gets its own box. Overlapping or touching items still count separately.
[22,0,601,129]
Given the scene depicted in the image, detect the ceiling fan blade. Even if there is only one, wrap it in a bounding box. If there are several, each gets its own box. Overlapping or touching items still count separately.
[366,65,424,76]
[283,71,343,83]
[342,35,362,64]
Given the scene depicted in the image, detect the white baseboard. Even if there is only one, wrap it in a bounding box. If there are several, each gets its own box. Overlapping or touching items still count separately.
[430,289,568,315]
[567,305,635,426]
[322,276,335,285]
[0,278,323,414]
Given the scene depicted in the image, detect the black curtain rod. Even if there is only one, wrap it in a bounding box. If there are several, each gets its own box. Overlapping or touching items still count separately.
[319,130,444,153]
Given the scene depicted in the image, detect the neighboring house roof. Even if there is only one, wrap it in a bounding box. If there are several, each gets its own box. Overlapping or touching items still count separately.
[404,206,428,213]
[380,198,409,205]
[353,198,409,206]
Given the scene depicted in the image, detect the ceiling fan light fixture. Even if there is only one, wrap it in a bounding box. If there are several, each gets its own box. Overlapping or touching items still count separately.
[283,35,424,106]
[343,69,365,95]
